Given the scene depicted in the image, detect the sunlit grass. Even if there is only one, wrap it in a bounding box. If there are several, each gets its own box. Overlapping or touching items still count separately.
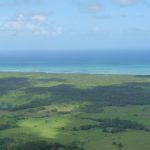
[18,116,70,139]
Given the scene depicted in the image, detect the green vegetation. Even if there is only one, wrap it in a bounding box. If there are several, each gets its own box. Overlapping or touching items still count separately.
[0,73,150,150]
[77,118,149,133]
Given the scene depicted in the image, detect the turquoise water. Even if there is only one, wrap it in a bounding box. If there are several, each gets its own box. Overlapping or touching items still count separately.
[0,64,150,75]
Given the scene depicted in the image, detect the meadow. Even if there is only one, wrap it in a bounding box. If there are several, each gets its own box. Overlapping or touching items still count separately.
[0,72,150,150]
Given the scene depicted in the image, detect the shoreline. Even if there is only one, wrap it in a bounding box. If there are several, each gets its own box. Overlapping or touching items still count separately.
[0,71,149,76]
[0,64,150,75]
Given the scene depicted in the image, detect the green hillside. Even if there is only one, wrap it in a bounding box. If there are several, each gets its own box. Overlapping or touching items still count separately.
[0,73,150,150]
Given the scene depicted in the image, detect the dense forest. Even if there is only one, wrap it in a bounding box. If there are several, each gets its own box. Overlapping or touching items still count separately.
[0,77,150,111]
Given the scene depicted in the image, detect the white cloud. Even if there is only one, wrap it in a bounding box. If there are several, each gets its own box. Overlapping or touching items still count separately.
[0,13,63,37]
[113,0,137,6]
[31,14,48,23]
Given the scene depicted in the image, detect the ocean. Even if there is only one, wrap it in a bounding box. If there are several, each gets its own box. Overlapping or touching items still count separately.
[0,64,150,75]
[0,50,150,75]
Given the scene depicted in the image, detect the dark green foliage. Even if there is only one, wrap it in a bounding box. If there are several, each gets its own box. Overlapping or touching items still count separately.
[81,104,104,113]
[112,142,124,150]
[77,118,149,133]
[13,141,64,150]
[0,138,14,150]
[0,77,29,96]
[0,124,17,131]
[0,77,29,89]
[102,128,108,132]
[11,141,83,150]
[7,100,52,111]
[0,119,18,131]
[65,141,84,150]
[51,109,58,112]
[79,125,99,130]
[1,78,150,110]
[37,78,66,82]
[112,141,117,145]
[117,143,124,150]
[99,118,149,133]
[24,82,150,109]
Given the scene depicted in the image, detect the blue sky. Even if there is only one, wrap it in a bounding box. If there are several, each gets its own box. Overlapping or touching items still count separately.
[0,0,150,52]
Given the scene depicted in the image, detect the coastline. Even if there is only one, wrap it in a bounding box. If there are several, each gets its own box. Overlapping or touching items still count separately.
[0,64,150,75]
[0,71,149,76]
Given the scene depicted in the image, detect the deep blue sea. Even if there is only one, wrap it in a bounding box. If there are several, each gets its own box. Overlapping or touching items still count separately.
[1,50,150,75]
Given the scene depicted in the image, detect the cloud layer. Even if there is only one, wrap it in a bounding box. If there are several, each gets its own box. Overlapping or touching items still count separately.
[0,13,63,37]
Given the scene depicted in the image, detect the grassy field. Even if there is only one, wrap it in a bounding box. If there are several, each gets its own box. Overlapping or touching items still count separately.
[0,72,150,150]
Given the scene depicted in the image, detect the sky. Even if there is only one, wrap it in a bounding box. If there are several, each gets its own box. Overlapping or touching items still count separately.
[0,0,150,53]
